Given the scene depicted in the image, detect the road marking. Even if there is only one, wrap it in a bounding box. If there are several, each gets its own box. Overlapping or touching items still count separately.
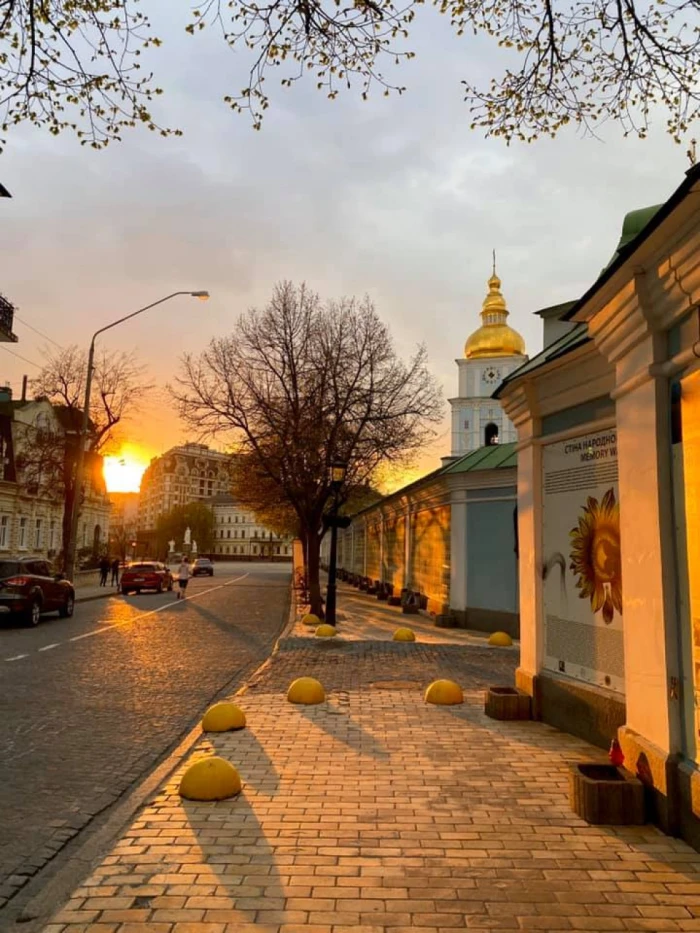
[3,573,251,662]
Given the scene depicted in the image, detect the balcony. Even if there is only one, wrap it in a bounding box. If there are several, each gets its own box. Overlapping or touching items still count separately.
[0,294,18,344]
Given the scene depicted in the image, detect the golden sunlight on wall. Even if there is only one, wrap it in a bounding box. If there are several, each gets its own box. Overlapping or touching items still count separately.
[410,505,450,613]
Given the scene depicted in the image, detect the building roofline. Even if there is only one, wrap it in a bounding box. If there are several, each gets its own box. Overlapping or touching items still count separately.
[562,164,700,322]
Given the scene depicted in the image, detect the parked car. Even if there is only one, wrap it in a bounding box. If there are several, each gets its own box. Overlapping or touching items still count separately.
[120,561,173,595]
[192,557,214,577]
[0,558,75,626]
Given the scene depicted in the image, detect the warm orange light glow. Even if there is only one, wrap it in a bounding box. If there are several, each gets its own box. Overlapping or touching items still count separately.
[103,446,149,493]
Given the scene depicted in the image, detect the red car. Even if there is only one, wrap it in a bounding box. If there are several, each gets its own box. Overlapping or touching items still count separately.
[120,561,173,595]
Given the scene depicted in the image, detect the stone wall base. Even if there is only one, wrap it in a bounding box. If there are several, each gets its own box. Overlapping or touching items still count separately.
[518,669,626,751]
[446,607,520,639]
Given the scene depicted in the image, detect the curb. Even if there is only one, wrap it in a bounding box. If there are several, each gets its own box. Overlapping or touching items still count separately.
[235,578,298,696]
[75,592,115,604]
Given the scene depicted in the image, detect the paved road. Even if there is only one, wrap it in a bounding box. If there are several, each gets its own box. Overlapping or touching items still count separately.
[0,561,290,918]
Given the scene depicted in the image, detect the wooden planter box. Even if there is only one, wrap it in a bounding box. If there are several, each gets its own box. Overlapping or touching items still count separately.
[569,763,646,825]
[485,686,532,721]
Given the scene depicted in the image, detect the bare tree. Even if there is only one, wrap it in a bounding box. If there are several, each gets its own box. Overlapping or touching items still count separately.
[2,0,699,150]
[31,345,151,570]
[173,281,443,616]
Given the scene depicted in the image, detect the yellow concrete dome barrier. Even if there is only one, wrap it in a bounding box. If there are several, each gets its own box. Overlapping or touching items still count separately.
[488,631,513,647]
[315,624,337,638]
[425,679,464,706]
[287,676,326,704]
[301,613,321,627]
[179,756,242,801]
[201,701,246,732]
[393,627,416,642]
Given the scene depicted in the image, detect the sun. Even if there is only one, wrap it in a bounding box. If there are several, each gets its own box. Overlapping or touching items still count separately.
[103,448,149,493]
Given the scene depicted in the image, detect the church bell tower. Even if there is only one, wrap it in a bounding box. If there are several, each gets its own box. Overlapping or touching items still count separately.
[448,257,528,458]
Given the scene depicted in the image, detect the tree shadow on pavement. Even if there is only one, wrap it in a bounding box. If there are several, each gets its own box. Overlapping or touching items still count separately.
[295,700,390,761]
[185,601,271,653]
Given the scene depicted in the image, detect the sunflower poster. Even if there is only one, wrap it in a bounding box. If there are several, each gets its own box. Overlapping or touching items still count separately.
[541,428,625,694]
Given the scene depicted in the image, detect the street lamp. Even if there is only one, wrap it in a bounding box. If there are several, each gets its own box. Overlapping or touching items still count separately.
[64,290,210,579]
[324,458,348,628]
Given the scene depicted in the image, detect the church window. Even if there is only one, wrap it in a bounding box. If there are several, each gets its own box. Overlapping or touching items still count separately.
[484,422,499,446]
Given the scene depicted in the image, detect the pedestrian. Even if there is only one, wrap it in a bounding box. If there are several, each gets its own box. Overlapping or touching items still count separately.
[176,556,191,600]
[111,557,120,587]
[99,555,110,587]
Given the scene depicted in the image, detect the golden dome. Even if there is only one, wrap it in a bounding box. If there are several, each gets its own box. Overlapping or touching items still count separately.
[464,264,526,360]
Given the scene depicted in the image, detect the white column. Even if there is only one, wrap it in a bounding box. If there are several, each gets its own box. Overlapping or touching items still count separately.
[379,513,385,582]
[404,502,412,590]
[515,422,544,695]
[449,489,468,612]
[616,370,681,755]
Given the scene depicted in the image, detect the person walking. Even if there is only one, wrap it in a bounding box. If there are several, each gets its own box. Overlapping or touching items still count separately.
[99,555,110,587]
[111,557,120,587]
[176,556,191,600]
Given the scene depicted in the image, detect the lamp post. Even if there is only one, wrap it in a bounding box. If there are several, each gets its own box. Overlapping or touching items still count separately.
[64,290,209,580]
[324,459,347,628]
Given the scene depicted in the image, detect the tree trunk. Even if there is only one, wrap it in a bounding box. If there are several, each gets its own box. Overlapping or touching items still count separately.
[62,482,76,574]
[306,529,324,618]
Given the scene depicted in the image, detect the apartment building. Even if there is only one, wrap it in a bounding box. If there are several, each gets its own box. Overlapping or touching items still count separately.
[137,443,233,533]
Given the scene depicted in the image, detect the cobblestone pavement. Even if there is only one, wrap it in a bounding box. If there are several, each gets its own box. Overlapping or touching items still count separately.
[39,588,700,933]
[0,563,291,920]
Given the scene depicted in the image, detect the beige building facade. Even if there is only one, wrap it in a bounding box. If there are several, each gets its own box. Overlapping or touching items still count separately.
[137,443,233,533]
[497,166,700,848]
[0,394,111,563]
[210,494,292,560]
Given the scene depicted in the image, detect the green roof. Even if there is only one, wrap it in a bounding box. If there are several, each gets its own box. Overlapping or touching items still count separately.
[493,322,589,398]
[441,442,517,474]
[601,204,662,274]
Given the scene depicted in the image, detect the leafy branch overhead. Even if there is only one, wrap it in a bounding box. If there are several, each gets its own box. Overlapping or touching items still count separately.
[1,0,699,149]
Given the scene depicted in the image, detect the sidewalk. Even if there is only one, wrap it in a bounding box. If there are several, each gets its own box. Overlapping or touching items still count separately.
[42,588,700,933]
[74,583,119,603]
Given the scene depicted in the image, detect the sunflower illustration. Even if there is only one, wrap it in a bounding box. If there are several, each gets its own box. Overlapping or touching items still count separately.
[569,487,622,625]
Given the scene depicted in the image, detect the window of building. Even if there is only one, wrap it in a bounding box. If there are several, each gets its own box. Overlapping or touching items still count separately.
[0,515,8,549]
[253,546,257,554]
[228,516,231,523]
[484,422,499,446]
[225,545,230,554]
[49,520,55,551]
[35,518,42,549]
[227,530,231,538]
[242,529,245,538]
[18,516,27,549]
[276,546,280,554]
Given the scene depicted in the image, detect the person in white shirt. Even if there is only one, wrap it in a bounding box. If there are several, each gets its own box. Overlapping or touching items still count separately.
[176,557,191,600]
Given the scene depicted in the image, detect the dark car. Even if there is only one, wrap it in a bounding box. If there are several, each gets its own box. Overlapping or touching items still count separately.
[0,558,75,626]
[192,558,214,577]
[120,561,173,595]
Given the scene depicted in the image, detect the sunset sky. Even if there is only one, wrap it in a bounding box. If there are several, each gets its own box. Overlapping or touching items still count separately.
[0,0,691,493]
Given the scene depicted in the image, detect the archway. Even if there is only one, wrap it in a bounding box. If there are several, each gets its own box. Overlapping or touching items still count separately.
[484,422,499,446]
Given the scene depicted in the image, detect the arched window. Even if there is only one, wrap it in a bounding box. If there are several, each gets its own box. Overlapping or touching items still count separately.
[484,422,499,446]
